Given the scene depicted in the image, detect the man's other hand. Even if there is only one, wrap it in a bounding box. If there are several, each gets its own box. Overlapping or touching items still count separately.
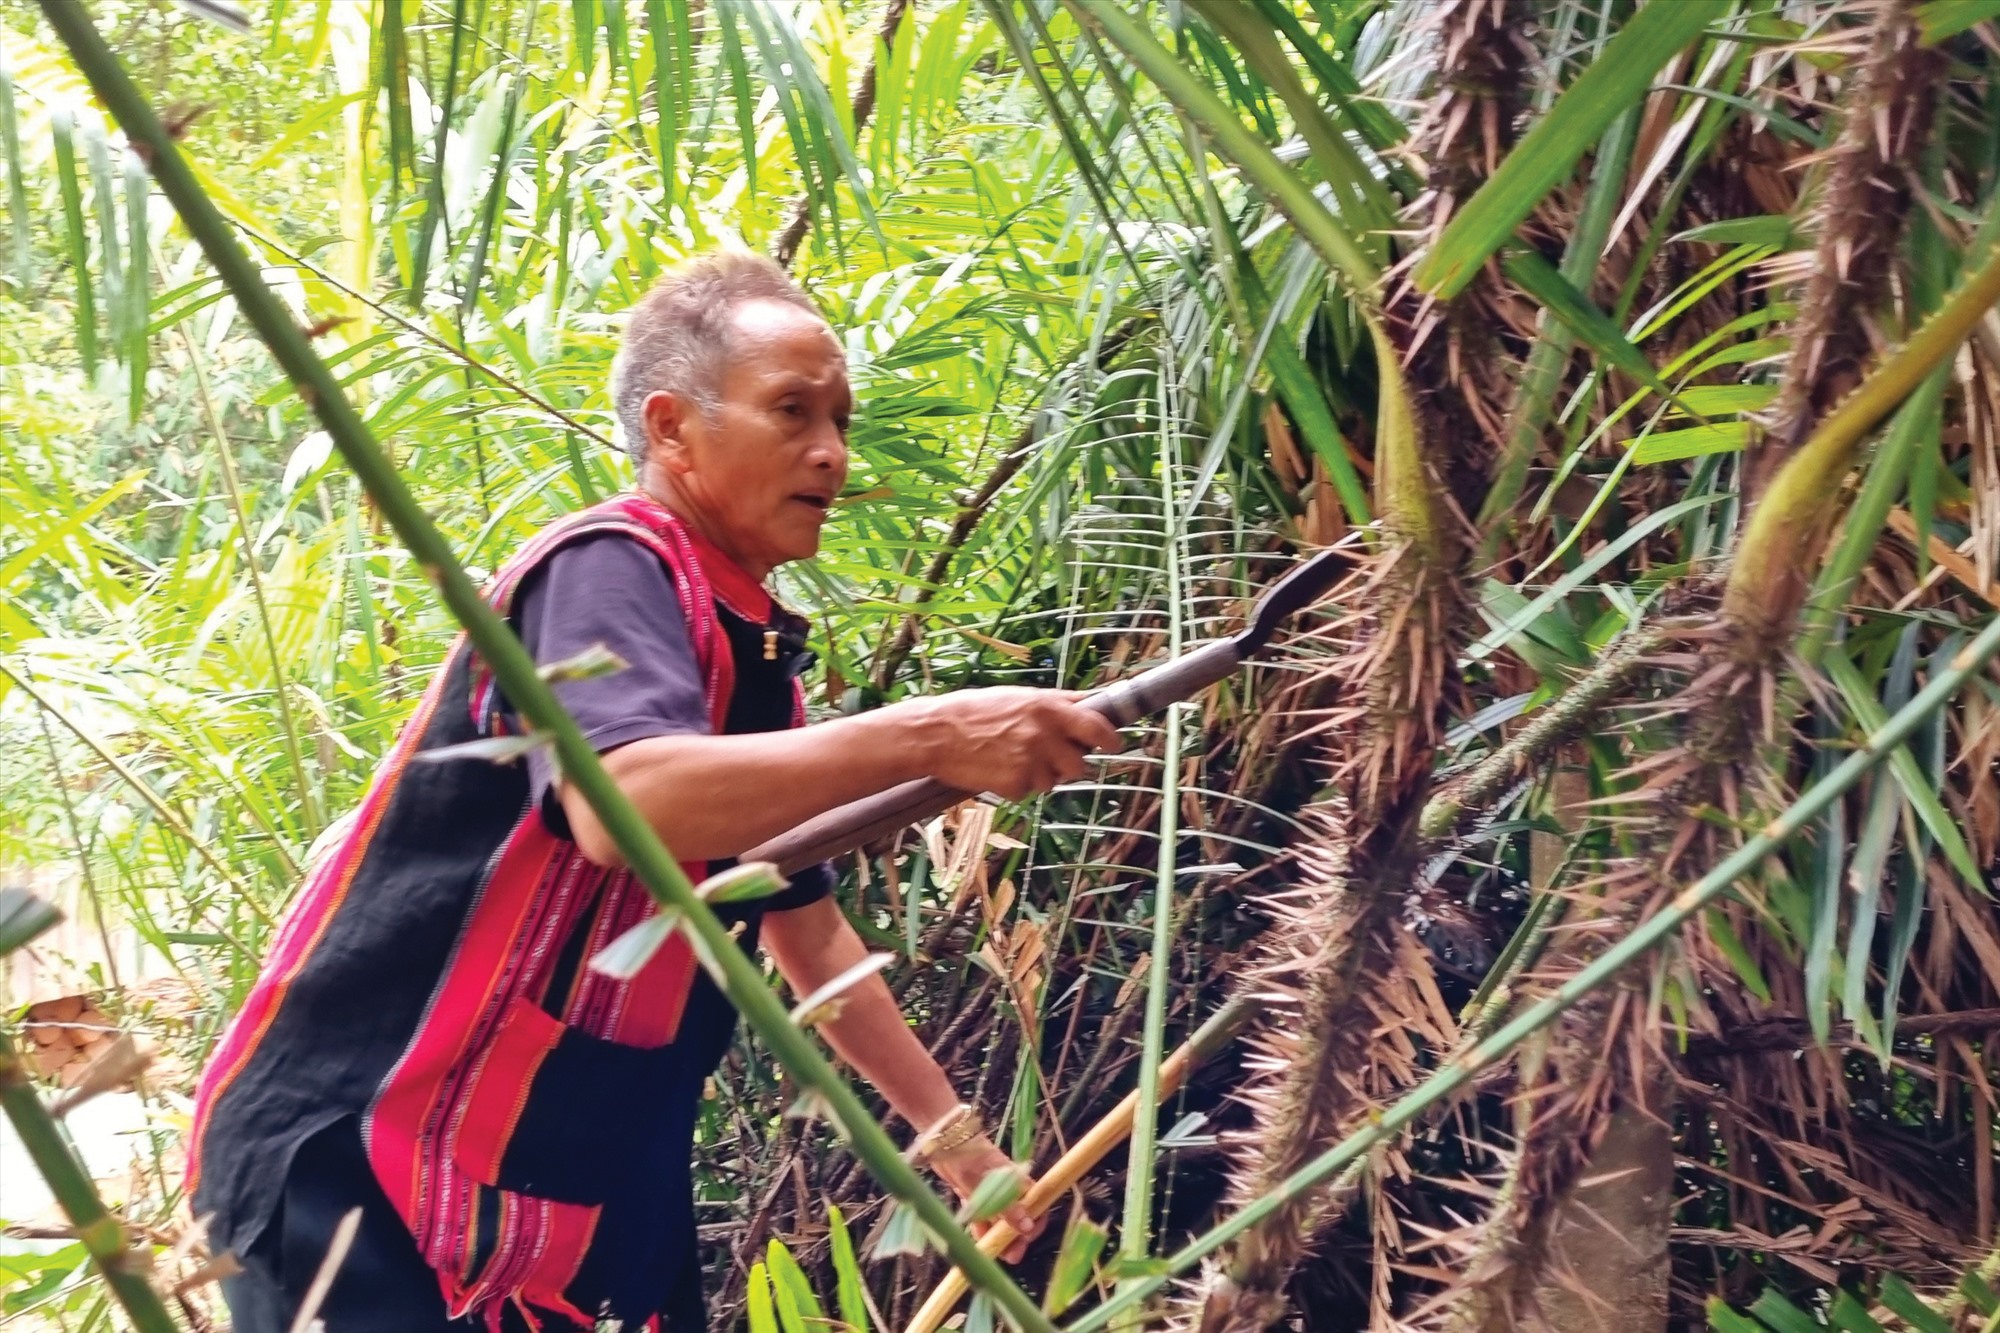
[932,1135,1045,1264]
[909,687,1122,799]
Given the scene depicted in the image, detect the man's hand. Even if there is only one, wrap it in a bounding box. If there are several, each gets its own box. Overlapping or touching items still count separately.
[765,904,1047,1263]
[931,1134,1044,1263]
[908,687,1123,799]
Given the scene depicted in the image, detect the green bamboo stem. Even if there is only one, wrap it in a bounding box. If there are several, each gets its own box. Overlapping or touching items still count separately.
[1063,601,2000,1333]
[1456,867,1567,1042]
[36,8,1051,1331]
[0,948,176,1332]
[1116,390,1191,1302]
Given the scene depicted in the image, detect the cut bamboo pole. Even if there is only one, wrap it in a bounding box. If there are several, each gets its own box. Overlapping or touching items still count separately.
[905,998,1258,1333]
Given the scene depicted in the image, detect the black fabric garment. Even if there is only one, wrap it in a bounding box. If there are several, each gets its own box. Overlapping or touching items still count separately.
[220,1118,517,1333]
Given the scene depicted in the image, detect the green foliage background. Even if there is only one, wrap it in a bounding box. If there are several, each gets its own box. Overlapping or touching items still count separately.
[4,1,2000,1330]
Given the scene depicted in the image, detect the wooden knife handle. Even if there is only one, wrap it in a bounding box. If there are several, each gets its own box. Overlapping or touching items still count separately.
[743,639,1245,875]
[750,775,969,877]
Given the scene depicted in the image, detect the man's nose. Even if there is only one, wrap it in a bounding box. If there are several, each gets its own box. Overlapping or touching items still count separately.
[809,423,849,474]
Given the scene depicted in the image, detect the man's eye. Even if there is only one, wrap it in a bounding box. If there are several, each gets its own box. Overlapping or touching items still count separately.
[835,418,852,435]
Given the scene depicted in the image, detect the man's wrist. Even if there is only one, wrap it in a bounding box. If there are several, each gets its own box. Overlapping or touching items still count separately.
[911,1102,986,1164]
[865,696,947,784]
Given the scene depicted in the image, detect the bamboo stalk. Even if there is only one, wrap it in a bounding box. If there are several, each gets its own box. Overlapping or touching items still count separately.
[36,8,1051,1331]
[906,998,1259,1333]
[1063,600,2000,1333]
[0,919,177,1333]
[1115,378,1192,1310]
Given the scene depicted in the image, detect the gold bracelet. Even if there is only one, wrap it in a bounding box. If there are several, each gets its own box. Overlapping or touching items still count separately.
[911,1104,986,1164]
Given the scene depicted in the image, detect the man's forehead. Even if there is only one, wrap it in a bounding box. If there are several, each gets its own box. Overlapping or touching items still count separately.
[722,301,849,383]
[725,298,840,348]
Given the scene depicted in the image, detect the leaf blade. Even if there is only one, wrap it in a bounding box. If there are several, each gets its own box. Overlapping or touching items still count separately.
[1417,0,1729,297]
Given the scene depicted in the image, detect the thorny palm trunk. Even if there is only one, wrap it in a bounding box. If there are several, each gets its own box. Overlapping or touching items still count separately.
[1727,0,1946,664]
[1187,4,1531,1329]
[1456,6,1947,1328]
[1451,767,1686,1333]
[1745,0,1946,511]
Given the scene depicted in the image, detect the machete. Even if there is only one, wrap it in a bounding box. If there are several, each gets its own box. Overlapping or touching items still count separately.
[743,546,1347,876]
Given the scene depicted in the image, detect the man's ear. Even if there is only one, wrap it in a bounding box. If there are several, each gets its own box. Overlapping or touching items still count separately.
[641,390,696,475]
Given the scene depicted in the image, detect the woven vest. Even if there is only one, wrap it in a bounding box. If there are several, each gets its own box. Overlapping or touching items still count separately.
[190,494,806,1330]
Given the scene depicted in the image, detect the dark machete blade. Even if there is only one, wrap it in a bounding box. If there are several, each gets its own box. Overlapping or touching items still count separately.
[1235,546,1348,654]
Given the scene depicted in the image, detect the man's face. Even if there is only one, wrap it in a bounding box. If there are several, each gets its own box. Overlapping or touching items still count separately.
[643,300,852,577]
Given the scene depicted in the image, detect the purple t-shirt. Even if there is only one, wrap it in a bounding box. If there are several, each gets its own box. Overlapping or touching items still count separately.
[510,532,831,910]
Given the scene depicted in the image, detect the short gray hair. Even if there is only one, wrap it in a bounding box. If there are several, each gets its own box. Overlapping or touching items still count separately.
[608,252,822,462]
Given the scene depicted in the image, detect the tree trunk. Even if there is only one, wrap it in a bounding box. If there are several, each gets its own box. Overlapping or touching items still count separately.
[1523,769,1673,1333]
[1528,1098,1674,1333]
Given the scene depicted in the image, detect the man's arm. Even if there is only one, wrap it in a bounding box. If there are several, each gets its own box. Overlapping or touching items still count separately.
[560,687,1120,866]
[761,896,1043,1261]
[514,533,1119,867]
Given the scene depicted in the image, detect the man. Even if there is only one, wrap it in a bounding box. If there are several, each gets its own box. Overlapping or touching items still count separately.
[190,252,1122,1332]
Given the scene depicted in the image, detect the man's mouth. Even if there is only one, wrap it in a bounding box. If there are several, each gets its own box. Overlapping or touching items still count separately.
[791,493,832,513]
